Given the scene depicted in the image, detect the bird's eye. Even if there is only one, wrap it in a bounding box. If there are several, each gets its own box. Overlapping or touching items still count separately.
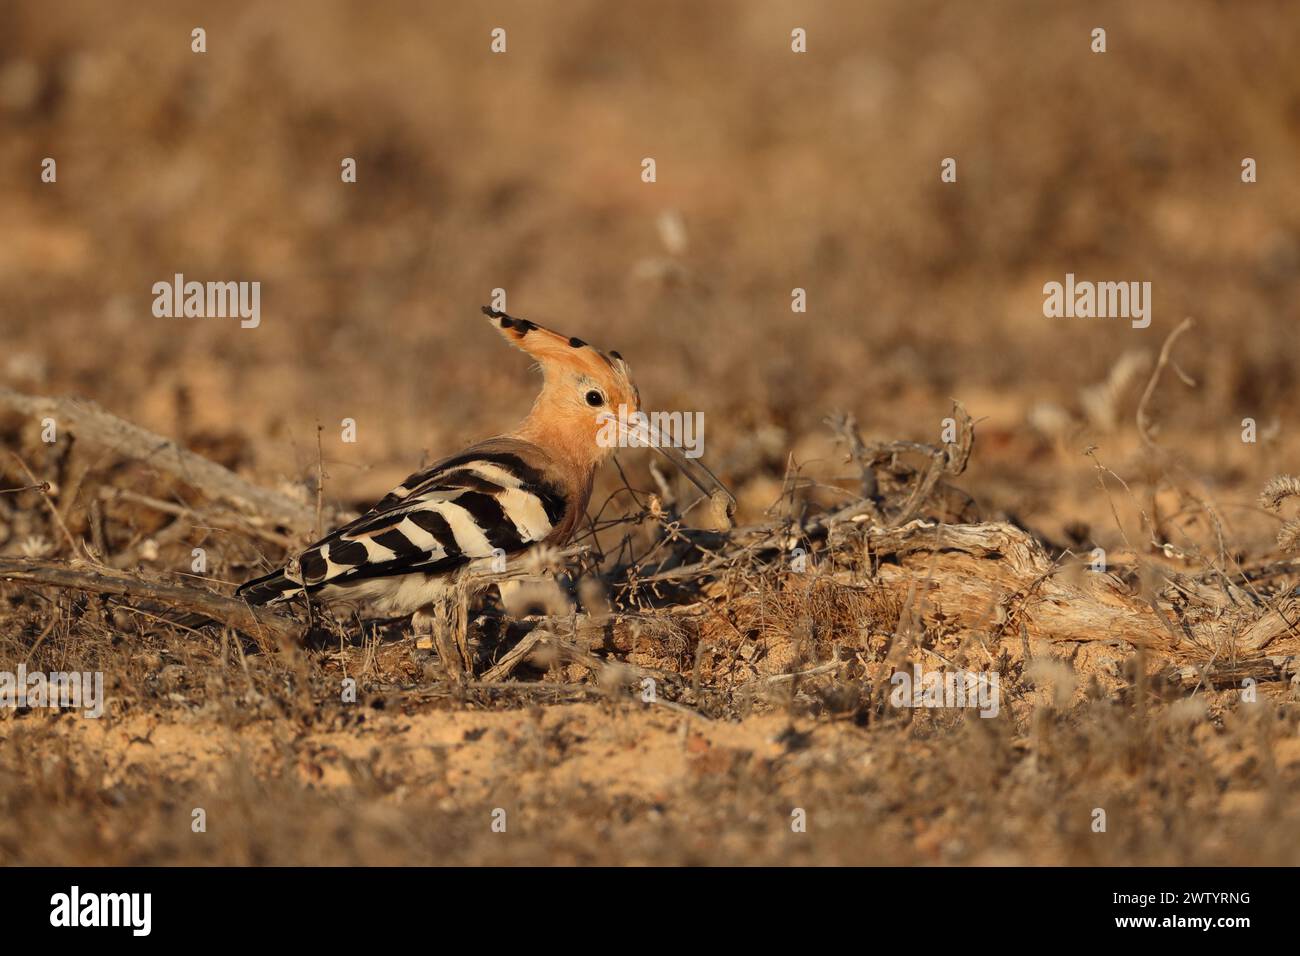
[585,389,605,407]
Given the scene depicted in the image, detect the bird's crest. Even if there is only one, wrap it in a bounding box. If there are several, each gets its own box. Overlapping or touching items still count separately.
[482,305,635,399]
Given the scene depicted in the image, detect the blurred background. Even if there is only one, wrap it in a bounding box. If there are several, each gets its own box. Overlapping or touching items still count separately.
[3,0,1299,552]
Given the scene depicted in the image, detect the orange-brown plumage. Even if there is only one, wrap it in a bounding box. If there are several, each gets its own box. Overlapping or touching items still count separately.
[487,306,640,521]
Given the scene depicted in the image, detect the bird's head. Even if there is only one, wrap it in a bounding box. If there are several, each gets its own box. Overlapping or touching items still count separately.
[484,305,735,525]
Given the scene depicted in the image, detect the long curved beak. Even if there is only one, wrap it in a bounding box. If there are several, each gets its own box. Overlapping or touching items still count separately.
[600,412,737,528]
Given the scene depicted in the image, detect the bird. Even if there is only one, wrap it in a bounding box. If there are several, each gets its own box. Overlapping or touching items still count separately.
[235,306,734,666]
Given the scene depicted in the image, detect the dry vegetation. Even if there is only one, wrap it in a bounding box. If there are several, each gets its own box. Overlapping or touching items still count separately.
[2,0,1300,865]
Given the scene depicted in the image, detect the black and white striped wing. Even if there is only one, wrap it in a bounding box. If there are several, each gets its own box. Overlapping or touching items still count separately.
[238,450,568,604]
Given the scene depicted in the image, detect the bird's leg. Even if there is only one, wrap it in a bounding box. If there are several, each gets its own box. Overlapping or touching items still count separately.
[413,593,472,681]
[411,608,436,653]
[410,607,441,681]
[452,585,473,673]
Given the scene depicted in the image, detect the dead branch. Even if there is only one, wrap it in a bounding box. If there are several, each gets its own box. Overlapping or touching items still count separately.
[480,629,548,681]
[0,557,302,643]
[852,520,1175,648]
[1236,590,1300,652]
[0,386,317,532]
[100,487,297,550]
[1164,654,1299,690]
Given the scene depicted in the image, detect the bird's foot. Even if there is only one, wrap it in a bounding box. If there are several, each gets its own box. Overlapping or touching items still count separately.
[412,601,472,682]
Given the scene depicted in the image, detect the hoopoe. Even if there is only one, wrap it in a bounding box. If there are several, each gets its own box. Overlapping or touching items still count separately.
[237,306,734,663]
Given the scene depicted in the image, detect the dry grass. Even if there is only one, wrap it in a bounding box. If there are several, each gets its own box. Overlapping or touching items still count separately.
[3,382,1300,865]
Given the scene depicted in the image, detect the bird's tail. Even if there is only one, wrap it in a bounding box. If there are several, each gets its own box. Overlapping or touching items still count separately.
[159,570,299,632]
[235,569,302,606]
